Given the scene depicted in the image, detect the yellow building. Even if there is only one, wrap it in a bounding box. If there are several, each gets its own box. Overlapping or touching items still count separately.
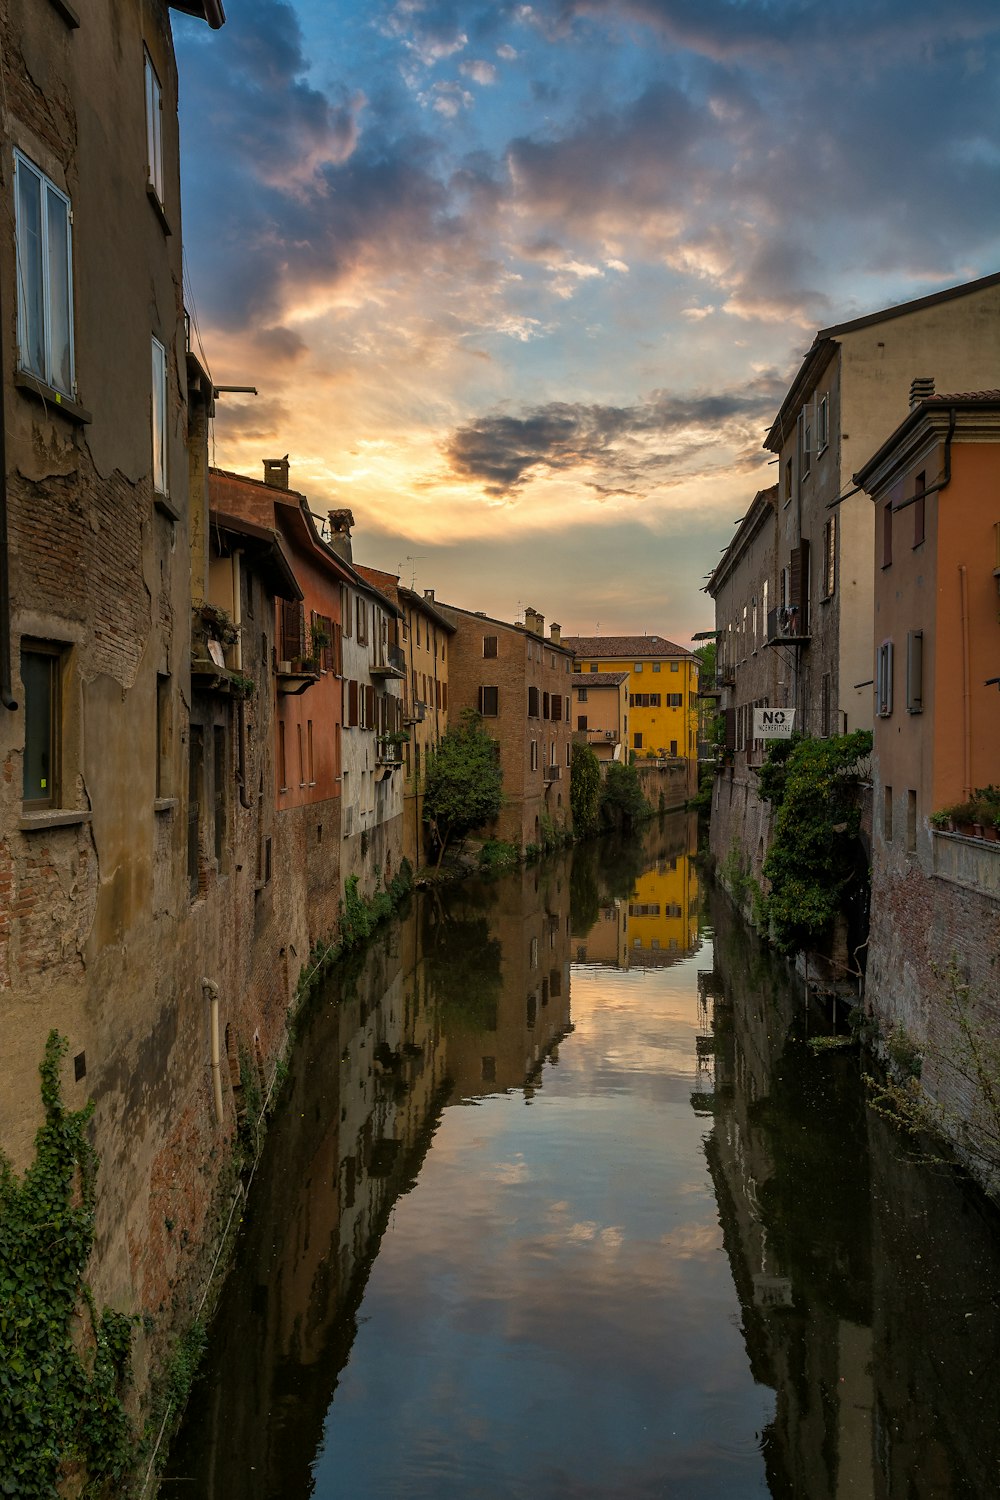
[564,634,699,764]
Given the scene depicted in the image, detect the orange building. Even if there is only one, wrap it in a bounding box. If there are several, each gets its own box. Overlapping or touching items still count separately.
[571,671,628,761]
[855,390,1000,1162]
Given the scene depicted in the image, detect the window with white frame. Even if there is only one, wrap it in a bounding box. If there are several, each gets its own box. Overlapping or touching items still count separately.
[151,336,167,493]
[144,50,164,205]
[14,150,74,397]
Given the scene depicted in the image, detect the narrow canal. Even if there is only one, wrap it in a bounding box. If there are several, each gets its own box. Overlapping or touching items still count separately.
[165,815,1000,1499]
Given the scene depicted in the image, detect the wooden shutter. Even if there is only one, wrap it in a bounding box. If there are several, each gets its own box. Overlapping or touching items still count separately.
[348,679,359,727]
[280,598,303,661]
[789,540,810,632]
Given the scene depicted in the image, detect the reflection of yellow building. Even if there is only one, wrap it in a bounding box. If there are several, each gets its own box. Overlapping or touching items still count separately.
[572,902,628,967]
[626,855,699,964]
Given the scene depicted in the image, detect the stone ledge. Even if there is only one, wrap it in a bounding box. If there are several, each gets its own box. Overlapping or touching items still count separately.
[931,829,1000,901]
[19,809,93,832]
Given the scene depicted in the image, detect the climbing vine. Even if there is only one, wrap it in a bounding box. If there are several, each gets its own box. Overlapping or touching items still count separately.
[759,730,872,954]
[0,1032,135,1497]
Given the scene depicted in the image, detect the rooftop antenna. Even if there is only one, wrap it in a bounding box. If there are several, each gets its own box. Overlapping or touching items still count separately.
[405,555,426,589]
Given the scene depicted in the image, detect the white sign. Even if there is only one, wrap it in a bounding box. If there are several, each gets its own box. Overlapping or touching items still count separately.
[753,707,795,740]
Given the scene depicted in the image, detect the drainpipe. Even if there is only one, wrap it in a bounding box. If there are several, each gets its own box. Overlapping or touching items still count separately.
[0,287,17,711]
[960,564,972,798]
[202,978,224,1124]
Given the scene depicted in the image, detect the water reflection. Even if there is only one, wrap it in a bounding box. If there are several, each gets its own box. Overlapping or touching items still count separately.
[701,888,1000,1500]
[166,818,1000,1500]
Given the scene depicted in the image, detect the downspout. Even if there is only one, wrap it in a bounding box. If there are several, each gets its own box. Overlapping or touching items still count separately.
[202,978,224,1124]
[960,565,972,799]
[0,279,17,711]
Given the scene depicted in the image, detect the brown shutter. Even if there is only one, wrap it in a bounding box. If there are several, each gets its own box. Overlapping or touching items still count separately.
[348,680,359,727]
[724,707,736,751]
[789,540,810,632]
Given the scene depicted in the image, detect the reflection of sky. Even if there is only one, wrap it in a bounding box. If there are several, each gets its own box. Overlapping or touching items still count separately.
[312,949,773,1498]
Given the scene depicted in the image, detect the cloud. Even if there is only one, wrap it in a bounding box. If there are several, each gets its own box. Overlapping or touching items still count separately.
[443,374,785,497]
[459,58,499,84]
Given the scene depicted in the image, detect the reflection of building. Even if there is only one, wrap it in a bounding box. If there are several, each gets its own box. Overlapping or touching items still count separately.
[626,854,699,964]
[572,815,700,969]
[440,859,573,1099]
[170,903,450,1497]
[700,889,875,1500]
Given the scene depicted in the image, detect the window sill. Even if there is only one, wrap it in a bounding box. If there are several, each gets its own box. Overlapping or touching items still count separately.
[19,808,92,831]
[49,0,80,26]
[15,372,92,424]
[146,184,172,236]
[154,797,178,813]
[155,493,181,522]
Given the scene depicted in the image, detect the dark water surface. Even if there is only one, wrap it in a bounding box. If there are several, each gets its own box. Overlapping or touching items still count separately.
[165,816,1000,1499]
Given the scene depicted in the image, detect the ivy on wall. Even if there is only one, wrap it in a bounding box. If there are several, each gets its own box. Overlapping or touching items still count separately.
[0,1032,134,1497]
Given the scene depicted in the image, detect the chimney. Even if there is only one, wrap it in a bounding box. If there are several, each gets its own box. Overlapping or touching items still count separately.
[327,508,355,563]
[909,376,935,409]
[550,622,561,646]
[524,606,543,636]
[424,588,435,602]
[262,455,289,490]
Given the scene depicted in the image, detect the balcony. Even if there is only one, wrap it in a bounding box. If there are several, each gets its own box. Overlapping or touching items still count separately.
[371,643,406,679]
[586,727,620,743]
[695,675,724,698]
[376,737,405,768]
[544,765,562,782]
[275,657,320,696]
[765,606,810,648]
[404,699,427,725]
[932,830,1000,899]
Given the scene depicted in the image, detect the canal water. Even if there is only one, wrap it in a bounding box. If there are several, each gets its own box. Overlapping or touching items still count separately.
[165,815,1000,1499]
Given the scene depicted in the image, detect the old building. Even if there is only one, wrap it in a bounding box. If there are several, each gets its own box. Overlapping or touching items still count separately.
[353,571,454,870]
[571,671,629,761]
[0,0,271,1411]
[855,390,1000,1170]
[705,487,779,882]
[763,272,1000,743]
[437,602,575,848]
[563,634,699,796]
[326,516,405,894]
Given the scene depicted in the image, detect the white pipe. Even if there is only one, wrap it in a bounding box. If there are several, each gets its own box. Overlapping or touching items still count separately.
[202,977,224,1124]
[231,550,243,670]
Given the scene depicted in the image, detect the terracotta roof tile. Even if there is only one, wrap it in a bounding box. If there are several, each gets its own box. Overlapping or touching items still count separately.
[562,634,693,659]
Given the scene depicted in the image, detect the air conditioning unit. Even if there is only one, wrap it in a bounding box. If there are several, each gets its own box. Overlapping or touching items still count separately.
[604,730,616,740]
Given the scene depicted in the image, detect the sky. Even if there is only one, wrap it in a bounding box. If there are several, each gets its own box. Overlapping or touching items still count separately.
[173,1,1000,646]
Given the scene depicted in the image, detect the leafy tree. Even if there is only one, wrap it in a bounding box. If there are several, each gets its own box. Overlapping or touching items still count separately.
[423,710,504,866]
[600,761,650,831]
[570,742,602,837]
[760,730,872,953]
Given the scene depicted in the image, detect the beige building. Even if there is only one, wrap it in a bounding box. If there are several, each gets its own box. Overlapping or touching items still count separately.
[571,671,628,761]
[763,271,1000,741]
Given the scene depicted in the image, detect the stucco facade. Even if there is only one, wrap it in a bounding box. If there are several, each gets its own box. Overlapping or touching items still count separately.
[856,394,1000,1178]
[571,671,628,761]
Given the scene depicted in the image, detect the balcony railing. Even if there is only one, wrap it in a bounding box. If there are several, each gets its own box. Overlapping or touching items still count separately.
[376,737,404,767]
[695,674,724,697]
[371,642,406,678]
[766,605,810,647]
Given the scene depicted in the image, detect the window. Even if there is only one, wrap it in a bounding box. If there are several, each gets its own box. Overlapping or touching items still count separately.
[144,50,164,204]
[483,634,498,658]
[356,595,368,644]
[578,688,588,703]
[882,501,893,567]
[784,460,792,505]
[341,585,353,638]
[151,336,167,494]
[907,790,917,853]
[634,732,643,749]
[883,785,893,843]
[634,662,643,672]
[817,394,830,453]
[577,715,587,731]
[669,739,677,756]
[913,471,926,547]
[22,645,61,808]
[552,694,563,721]
[527,685,540,718]
[542,692,550,720]
[876,640,894,717]
[670,661,679,672]
[798,409,811,477]
[479,685,498,717]
[667,693,682,707]
[906,630,923,714]
[589,664,597,674]
[278,720,287,788]
[156,672,172,798]
[14,150,74,397]
[213,726,227,866]
[652,662,661,673]
[530,740,538,771]
[823,515,836,597]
